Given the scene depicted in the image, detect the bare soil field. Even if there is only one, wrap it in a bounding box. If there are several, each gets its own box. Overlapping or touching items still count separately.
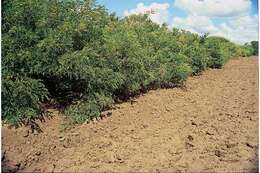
[2,57,259,172]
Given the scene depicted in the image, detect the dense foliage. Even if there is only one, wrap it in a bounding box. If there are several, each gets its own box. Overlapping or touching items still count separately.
[2,0,258,126]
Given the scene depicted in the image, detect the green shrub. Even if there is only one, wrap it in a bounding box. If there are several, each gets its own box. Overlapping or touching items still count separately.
[241,42,258,56]
[2,0,254,126]
[184,45,209,74]
[64,93,113,125]
[2,77,48,126]
[249,41,258,55]
[205,37,230,68]
[162,63,192,87]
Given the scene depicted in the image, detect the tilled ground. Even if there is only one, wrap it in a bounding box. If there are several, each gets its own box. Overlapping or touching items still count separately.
[2,57,259,173]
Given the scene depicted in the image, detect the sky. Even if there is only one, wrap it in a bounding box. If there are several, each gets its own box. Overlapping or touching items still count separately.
[96,0,259,44]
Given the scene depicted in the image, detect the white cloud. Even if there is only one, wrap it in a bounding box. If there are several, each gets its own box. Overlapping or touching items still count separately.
[172,14,259,44]
[213,15,259,43]
[124,0,258,44]
[172,0,258,43]
[172,15,218,33]
[123,2,170,25]
[174,0,251,17]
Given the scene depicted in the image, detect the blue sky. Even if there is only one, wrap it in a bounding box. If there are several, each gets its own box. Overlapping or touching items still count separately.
[96,0,259,44]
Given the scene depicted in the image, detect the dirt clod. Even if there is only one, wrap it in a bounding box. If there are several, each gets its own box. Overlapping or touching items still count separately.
[246,142,255,149]
[22,130,29,137]
[187,135,194,141]
[191,121,197,126]
[107,111,112,116]
[215,150,224,158]
[206,131,214,135]
[35,151,41,156]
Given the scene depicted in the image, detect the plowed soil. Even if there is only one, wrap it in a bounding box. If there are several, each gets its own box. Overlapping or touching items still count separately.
[2,57,259,173]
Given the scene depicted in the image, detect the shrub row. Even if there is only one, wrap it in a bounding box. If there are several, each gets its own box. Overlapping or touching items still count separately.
[2,0,258,126]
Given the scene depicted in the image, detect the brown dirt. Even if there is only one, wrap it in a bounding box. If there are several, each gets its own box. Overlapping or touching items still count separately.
[2,57,259,173]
